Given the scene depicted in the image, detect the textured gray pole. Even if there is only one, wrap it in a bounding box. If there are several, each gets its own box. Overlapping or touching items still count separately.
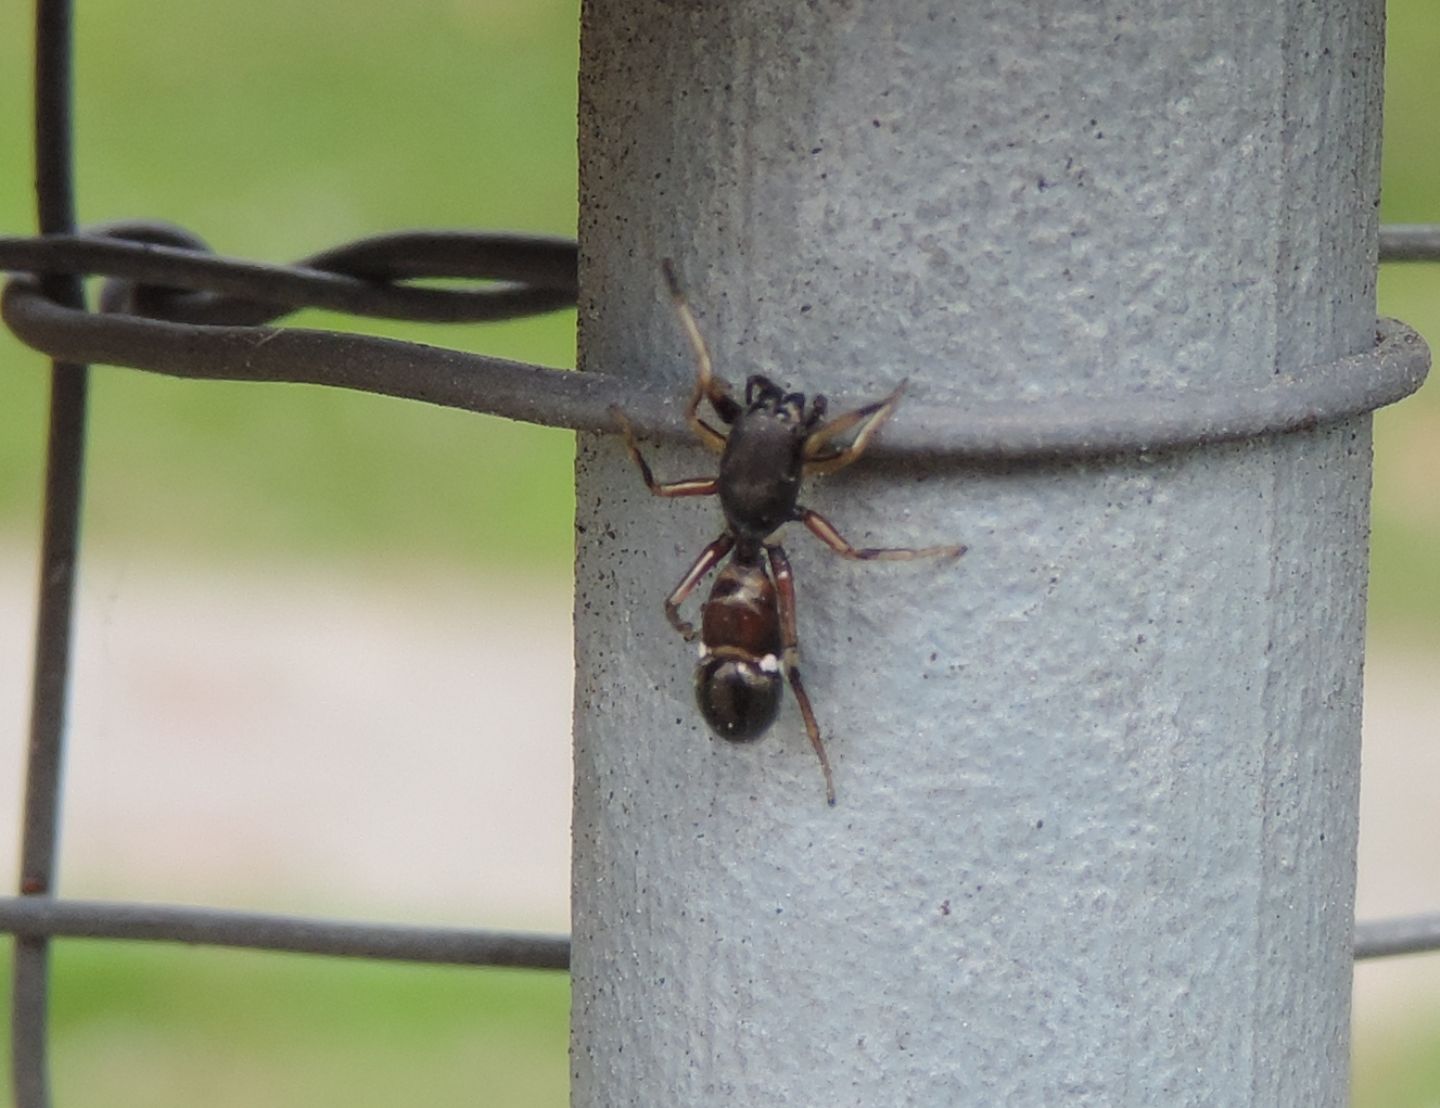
[572,2,1381,1104]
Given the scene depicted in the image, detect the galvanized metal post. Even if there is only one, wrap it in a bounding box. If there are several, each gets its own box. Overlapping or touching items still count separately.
[572,1,1382,1103]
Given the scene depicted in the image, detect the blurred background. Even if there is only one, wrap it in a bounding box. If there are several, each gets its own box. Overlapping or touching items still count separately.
[1,0,1437,1103]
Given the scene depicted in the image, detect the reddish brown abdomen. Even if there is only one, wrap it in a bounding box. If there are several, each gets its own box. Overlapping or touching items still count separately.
[700,562,781,658]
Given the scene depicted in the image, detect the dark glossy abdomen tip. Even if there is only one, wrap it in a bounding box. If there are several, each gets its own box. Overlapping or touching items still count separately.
[695,655,782,742]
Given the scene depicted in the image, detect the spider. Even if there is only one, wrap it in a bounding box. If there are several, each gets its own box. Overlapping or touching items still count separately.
[610,260,965,805]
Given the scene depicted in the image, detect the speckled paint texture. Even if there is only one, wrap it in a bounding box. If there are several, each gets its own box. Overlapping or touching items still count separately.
[571,2,1382,1104]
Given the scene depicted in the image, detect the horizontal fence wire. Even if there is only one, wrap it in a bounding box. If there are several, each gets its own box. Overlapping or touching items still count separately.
[1,224,579,324]
[0,897,569,969]
[1355,913,1440,960]
[1378,223,1440,262]
[0,225,1431,460]
[0,894,1426,967]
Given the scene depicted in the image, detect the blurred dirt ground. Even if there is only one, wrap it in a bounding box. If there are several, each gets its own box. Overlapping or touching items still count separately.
[1,546,1437,1038]
[0,546,573,933]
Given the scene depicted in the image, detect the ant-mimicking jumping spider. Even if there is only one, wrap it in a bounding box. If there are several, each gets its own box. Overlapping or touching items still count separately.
[611,260,965,806]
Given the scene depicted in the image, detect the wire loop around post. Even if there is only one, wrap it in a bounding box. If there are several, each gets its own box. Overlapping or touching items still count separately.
[1,224,1431,461]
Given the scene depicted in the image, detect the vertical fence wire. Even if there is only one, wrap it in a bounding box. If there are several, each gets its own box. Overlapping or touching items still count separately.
[12,1,87,1106]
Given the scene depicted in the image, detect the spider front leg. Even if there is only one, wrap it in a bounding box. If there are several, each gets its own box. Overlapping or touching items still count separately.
[798,507,967,561]
[802,380,907,476]
[767,544,837,806]
[661,258,740,452]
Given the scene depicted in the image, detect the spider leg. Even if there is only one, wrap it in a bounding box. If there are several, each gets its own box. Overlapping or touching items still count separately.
[802,379,907,476]
[767,543,836,806]
[610,405,720,499]
[665,533,735,641]
[662,258,740,452]
[798,506,966,561]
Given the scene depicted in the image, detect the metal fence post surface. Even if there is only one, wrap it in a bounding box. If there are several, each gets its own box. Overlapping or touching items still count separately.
[572,1,1381,1103]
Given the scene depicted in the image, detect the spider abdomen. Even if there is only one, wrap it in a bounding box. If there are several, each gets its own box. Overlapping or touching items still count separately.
[695,655,783,743]
[695,559,786,743]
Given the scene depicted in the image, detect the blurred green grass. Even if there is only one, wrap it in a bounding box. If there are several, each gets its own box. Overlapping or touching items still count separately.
[1354,1003,1440,1108]
[0,943,568,1107]
[2,0,1440,1102]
